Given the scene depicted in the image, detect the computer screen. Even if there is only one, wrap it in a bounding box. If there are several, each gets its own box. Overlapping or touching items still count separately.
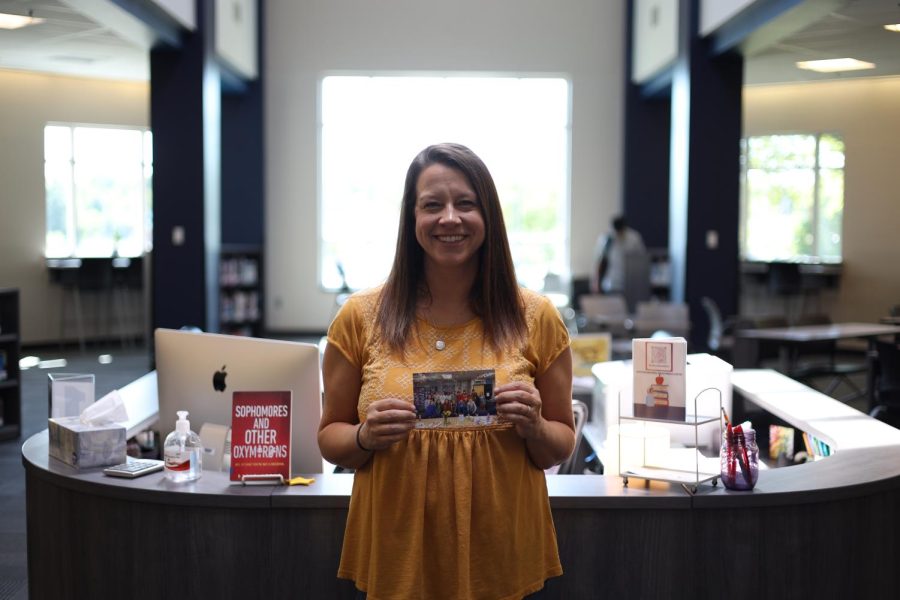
[154,328,323,474]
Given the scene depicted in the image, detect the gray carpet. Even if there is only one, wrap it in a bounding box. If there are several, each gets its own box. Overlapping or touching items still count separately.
[0,343,152,600]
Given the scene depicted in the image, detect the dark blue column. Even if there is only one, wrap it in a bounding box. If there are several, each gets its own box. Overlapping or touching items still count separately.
[221,0,265,247]
[150,2,265,335]
[622,0,671,249]
[150,1,220,333]
[622,0,742,348]
[669,0,742,349]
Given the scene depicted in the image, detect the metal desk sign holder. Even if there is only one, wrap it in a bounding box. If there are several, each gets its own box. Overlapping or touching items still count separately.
[618,387,723,494]
[240,473,286,485]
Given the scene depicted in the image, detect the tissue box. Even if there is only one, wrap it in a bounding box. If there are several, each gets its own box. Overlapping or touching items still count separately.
[48,417,126,468]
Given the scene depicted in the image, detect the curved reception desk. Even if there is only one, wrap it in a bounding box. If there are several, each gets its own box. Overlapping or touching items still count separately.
[23,369,900,599]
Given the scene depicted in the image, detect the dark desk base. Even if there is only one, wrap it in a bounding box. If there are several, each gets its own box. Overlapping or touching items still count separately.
[26,466,900,599]
[26,469,356,598]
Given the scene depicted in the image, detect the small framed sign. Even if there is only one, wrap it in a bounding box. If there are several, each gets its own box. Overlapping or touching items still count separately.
[633,338,686,421]
[230,391,292,482]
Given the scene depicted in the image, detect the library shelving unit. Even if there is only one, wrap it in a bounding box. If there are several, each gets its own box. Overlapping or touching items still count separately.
[0,288,21,440]
[617,387,723,494]
[219,245,263,337]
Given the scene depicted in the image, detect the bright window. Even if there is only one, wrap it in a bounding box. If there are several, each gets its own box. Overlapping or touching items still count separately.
[44,124,153,258]
[319,75,570,291]
[740,133,844,262]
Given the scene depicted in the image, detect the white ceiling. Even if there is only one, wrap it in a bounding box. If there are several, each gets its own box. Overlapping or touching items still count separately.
[0,0,899,85]
[743,0,900,85]
[0,0,149,81]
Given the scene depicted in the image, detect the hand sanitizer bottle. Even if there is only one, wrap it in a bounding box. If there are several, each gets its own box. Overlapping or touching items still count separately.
[164,410,202,482]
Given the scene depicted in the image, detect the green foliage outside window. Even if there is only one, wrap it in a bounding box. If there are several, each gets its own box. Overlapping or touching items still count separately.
[740,133,844,262]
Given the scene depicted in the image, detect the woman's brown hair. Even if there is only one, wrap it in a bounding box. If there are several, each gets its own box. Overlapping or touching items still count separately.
[377,143,526,354]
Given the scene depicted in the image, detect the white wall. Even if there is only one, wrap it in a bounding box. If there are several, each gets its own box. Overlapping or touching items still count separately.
[264,0,625,332]
[0,69,148,344]
[632,0,678,83]
[743,78,900,322]
[700,0,756,36]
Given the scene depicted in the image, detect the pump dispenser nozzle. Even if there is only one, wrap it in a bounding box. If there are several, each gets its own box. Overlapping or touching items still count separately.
[175,410,190,434]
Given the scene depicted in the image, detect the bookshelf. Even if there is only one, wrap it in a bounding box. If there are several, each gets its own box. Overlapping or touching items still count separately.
[0,288,21,440]
[219,245,262,337]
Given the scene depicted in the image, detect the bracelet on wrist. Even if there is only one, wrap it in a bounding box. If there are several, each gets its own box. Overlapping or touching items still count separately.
[356,422,373,452]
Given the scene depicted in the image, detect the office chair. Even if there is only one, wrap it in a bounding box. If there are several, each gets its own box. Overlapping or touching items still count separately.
[870,340,900,427]
[700,296,742,362]
[622,251,651,314]
[789,314,866,403]
[578,294,629,337]
[548,399,589,475]
[633,301,690,338]
[767,262,805,317]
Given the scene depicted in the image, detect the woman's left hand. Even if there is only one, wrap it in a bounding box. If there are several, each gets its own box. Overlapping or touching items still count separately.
[495,381,545,439]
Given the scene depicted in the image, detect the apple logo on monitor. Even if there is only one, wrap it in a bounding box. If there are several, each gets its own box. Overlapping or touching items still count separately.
[213,365,227,392]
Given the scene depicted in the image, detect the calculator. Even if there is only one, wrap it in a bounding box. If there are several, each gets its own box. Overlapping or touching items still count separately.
[103,459,165,479]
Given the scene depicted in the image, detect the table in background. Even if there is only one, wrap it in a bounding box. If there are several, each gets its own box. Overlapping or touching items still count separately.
[736,322,900,407]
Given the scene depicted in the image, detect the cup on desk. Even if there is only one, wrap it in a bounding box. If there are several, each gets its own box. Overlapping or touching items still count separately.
[720,426,759,491]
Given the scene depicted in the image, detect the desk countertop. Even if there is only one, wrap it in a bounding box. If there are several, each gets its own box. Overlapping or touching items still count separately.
[23,366,900,510]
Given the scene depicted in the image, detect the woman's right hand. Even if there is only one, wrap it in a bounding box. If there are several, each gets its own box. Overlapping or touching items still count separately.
[359,399,417,451]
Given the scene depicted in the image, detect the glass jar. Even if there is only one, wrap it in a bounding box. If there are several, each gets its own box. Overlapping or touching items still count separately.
[720,427,759,491]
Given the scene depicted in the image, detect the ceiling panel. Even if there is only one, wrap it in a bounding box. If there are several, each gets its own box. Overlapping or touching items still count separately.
[1,0,900,86]
[745,0,900,85]
[0,0,148,80]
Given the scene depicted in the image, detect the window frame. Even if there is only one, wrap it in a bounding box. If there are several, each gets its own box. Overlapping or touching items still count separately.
[316,72,573,293]
[43,121,153,259]
[739,131,844,263]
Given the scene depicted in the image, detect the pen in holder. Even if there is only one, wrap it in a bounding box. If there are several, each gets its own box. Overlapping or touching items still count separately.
[720,423,759,491]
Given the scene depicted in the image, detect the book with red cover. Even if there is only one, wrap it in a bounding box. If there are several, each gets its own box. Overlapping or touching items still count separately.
[229,391,292,482]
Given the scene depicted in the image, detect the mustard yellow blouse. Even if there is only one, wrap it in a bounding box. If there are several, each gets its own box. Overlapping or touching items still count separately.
[327,286,570,600]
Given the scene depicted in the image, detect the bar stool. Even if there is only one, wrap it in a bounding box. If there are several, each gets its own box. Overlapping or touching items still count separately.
[48,258,86,352]
[111,257,143,347]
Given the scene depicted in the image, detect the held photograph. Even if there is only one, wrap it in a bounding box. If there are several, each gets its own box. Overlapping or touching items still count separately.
[412,369,500,429]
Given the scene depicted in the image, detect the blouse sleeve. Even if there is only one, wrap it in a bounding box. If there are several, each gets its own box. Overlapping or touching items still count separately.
[527,294,571,375]
[326,295,367,369]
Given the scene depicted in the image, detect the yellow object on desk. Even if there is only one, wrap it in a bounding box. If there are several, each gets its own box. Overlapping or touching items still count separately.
[570,333,612,377]
[288,476,315,486]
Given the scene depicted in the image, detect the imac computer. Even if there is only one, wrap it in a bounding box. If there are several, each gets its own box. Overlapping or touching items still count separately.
[154,328,323,474]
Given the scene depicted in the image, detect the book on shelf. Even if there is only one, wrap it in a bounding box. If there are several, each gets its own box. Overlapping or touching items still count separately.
[801,431,831,458]
[769,424,795,465]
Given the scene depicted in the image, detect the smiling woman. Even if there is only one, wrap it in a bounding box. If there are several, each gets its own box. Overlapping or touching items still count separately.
[413,163,486,272]
[318,143,575,599]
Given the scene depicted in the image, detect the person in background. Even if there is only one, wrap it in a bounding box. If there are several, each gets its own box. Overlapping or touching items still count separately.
[591,214,646,294]
[319,142,575,599]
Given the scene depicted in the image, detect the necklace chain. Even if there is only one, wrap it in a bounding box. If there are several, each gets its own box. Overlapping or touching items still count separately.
[422,308,447,351]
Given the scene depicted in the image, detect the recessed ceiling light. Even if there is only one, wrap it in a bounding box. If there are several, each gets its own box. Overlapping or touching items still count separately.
[0,12,45,30]
[885,24,900,33]
[795,58,876,73]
